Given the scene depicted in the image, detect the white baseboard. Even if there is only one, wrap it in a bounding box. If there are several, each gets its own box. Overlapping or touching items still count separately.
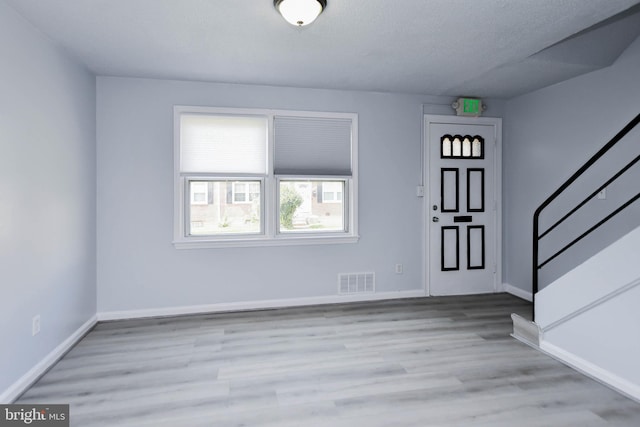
[0,315,97,404]
[540,340,640,403]
[503,283,532,302]
[98,289,427,321]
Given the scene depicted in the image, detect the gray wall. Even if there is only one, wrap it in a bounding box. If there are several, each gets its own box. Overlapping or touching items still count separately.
[0,1,96,395]
[503,35,640,293]
[96,76,505,312]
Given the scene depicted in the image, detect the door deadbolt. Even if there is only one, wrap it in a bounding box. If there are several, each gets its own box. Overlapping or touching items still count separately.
[432,205,438,211]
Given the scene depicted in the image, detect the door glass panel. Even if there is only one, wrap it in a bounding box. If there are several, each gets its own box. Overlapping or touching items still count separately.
[442,136,452,157]
[452,137,462,157]
[472,138,482,157]
[462,137,471,157]
[441,135,484,159]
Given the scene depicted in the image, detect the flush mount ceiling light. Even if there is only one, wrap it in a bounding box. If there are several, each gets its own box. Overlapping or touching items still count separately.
[274,0,327,27]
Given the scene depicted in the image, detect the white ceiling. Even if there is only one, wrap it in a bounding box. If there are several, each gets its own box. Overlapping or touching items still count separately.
[6,0,640,98]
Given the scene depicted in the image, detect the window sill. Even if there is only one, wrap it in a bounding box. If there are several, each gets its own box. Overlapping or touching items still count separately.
[173,234,360,249]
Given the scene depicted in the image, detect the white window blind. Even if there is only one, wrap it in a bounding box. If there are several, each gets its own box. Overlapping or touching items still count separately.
[274,116,352,176]
[180,114,267,174]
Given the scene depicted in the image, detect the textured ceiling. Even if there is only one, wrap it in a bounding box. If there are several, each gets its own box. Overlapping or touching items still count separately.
[6,0,640,98]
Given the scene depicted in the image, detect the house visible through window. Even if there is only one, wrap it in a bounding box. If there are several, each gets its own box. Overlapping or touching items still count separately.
[190,181,208,205]
[321,181,343,203]
[174,106,358,248]
[232,182,260,204]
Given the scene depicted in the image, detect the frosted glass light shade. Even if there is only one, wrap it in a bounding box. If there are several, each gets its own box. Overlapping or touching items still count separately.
[274,0,326,27]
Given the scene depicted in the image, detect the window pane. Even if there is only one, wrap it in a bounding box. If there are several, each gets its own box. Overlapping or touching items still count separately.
[452,137,462,157]
[189,180,261,235]
[279,180,345,233]
[472,138,482,157]
[462,138,471,157]
[442,137,452,157]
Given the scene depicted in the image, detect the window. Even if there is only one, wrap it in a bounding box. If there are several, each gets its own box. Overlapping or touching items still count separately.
[279,180,346,233]
[441,134,484,159]
[188,180,261,236]
[174,106,358,248]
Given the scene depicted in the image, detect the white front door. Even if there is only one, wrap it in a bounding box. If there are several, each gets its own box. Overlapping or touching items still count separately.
[425,116,502,296]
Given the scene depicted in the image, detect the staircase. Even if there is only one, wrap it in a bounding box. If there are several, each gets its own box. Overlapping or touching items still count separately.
[512,112,640,401]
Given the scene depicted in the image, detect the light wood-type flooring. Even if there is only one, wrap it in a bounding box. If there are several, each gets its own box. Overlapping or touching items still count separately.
[17,294,640,426]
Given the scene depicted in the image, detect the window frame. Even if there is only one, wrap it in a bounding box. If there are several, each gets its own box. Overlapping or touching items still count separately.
[173,106,359,249]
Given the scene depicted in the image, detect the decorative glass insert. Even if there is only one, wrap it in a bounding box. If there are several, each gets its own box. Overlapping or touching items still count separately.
[441,135,484,159]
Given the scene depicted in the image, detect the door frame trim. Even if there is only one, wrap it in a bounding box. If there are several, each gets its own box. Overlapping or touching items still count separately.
[423,115,503,296]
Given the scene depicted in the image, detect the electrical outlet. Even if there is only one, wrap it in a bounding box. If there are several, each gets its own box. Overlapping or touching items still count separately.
[395,264,403,274]
[32,315,41,336]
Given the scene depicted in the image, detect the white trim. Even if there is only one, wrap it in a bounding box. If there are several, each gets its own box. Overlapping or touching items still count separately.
[504,283,533,302]
[97,289,427,321]
[510,313,540,347]
[419,107,427,297]
[540,340,640,403]
[422,115,503,296]
[541,276,640,333]
[1,315,97,404]
[174,234,359,249]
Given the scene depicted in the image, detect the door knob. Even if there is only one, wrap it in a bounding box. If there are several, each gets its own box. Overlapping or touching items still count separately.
[432,216,439,222]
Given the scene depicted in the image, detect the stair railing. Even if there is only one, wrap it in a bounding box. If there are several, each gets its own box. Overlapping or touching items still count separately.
[532,113,640,320]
